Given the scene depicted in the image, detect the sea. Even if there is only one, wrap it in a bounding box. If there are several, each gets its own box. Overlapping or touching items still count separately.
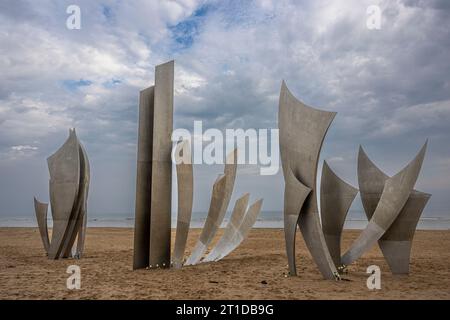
[1,210,449,230]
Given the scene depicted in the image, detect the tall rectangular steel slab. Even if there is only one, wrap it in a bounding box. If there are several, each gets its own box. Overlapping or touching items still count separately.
[133,86,154,269]
[149,61,174,268]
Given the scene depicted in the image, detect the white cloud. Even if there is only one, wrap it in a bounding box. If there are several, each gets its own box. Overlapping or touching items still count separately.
[11,145,38,151]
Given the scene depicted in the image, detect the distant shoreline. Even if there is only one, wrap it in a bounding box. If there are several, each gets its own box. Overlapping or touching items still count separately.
[0,217,449,230]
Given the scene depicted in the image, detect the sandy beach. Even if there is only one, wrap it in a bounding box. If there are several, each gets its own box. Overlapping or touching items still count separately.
[0,227,449,300]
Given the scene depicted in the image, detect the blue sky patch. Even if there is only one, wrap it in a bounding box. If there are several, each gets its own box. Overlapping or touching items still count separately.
[169,4,212,50]
[103,79,122,88]
[62,79,92,91]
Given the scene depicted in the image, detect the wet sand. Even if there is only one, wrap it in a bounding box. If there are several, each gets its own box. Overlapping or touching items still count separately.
[0,228,449,299]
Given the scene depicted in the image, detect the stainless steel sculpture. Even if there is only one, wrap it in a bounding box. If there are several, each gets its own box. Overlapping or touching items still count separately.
[320,161,358,267]
[34,128,90,259]
[203,193,250,262]
[185,174,228,265]
[341,142,428,268]
[378,191,430,274]
[34,198,50,253]
[132,61,260,270]
[283,168,311,276]
[133,60,174,270]
[211,198,263,262]
[60,142,90,259]
[185,149,237,266]
[173,140,194,269]
[279,81,339,279]
[347,145,431,274]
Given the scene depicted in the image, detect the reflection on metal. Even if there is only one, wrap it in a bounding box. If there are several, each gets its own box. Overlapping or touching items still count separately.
[133,61,174,270]
[349,145,431,274]
[213,199,264,262]
[34,128,89,259]
[279,81,339,279]
[173,140,194,269]
[203,193,250,262]
[320,161,358,267]
[185,149,237,266]
[341,142,428,268]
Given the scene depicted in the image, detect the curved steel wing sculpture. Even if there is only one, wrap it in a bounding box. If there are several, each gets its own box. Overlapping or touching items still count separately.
[341,142,428,267]
[283,168,311,276]
[320,161,358,267]
[172,140,194,269]
[185,149,237,265]
[60,140,90,258]
[379,191,430,274]
[72,142,90,258]
[352,145,430,274]
[34,129,90,259]
[46,129,80,259]
[279,81,339,279]
[214,199,264,262]
[203,193,250,262]
[34,198,50,254]
[185,173,229,265]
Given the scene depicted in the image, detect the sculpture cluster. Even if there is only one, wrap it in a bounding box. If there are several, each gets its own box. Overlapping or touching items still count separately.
[34,129,90,259]
[32,60,429,279]
[133,61,263,270]
[279,81,430,279]
[175,143,264,268]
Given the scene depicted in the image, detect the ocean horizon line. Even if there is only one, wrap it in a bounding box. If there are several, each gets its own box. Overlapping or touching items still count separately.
[1,214,449,230]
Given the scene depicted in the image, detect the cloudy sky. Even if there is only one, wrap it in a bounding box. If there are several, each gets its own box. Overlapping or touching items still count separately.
[0,0,449,220]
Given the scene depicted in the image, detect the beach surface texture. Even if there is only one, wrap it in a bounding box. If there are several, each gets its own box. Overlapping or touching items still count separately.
[0,228,449,299]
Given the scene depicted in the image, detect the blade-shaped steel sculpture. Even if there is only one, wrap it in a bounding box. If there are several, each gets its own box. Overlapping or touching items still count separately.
[34,198,50,254]
[60,141,90,258]
[73,143,90,258]
[203,193,250,262]
[320,161,358,267]
[34,128,89,259]
[213,199,264,262]
[185,174,228,265]
[352,145,430,274]
[185,149,237,266]
[379,191,430,274]
[133,60,174,270]
[283,168,311,276]
[341,142,428,267]
[76,142,90,258]
[172,140,194,269]
[46,129,80,259]
[279,81,339,279]
[75,208,88,258]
